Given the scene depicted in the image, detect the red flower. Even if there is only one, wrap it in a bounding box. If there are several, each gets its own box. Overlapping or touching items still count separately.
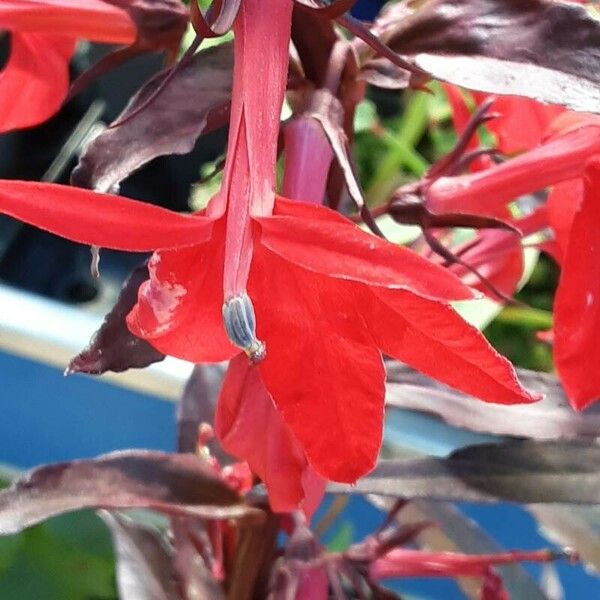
[422,110,600,409]
[0,0,137,132]
[0,0,537,497]
[553,158,600,409]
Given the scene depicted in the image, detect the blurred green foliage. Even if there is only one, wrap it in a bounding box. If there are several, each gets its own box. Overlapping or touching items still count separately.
[0,479,117,600]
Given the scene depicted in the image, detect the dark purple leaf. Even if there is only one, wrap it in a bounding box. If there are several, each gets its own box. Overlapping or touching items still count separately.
[190,0,241,38]
[385,363,600,439]
[291,8,338,88]
[177,365,227,458]
[69,0,190,97]
[99,511,181,600]
[0,450,261,535]
[328,440,600,504]
[106,0,189,54]
[380,0,600,112]
[67,263,164,375]
[72,43,233,192]
[359,58,411,90]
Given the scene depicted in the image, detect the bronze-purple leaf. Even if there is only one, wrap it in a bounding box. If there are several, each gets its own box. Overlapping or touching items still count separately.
[385,362,600,440]
[99,511,182,600]
[380,0,600,112]
[291,7,338,88]
[72,43,233,193]
[177,365,227,459]
[0,450,260,535]
[106,0,189,55]
[190,0,241,38]
[328,440,600,504]
[67,262,164,376]
[359,58,411,90]
[69,0,190,97]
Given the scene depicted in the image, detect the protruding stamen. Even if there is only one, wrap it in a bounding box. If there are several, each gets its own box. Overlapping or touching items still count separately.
[223,293,266,363]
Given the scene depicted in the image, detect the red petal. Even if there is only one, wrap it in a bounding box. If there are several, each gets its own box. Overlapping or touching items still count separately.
[554,159,600,409]
[257,198,475,301]
[366,289,538,404]
[215,354,325,514]
[127,225,237,363]
[249,245,386,483]
[370,549,554,580]
[547,179,582,264]
[0,0,136,44]
[0,180,214,251]
[0,33,73,132]
[472,93,564,154]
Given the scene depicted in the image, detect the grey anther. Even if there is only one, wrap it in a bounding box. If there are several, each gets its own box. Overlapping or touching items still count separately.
[222,293,266,363]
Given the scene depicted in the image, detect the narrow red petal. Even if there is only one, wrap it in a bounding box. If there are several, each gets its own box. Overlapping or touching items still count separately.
[554,159,600,410]
[370,549,555,580]
[0,0,136,44]
[257,198,475,302]
[249,245,386,483]
[546,179,582,264]
[215,354,325,514]
[0,180,214,251]
[366,289,538,404]
[127,226,237,363]
[0,33,73,132]
[426,125,600,217]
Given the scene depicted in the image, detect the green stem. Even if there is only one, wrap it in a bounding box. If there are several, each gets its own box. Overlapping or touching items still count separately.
[495,306,553,330]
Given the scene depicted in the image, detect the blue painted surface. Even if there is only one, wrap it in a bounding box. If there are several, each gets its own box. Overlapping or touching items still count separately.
[1,348,597,598]
[351,0,386,20]
[0,350,175,469]
[460,503,600,599]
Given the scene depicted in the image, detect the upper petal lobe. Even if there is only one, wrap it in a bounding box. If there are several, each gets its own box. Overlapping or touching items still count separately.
[257,198,475,302]
[365,288,538,405]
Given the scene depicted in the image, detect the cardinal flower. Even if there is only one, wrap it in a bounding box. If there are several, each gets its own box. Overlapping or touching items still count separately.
[422,111,600,410]
[552,157,600,409]
[0,0,536,494]
[0,0,137,132]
